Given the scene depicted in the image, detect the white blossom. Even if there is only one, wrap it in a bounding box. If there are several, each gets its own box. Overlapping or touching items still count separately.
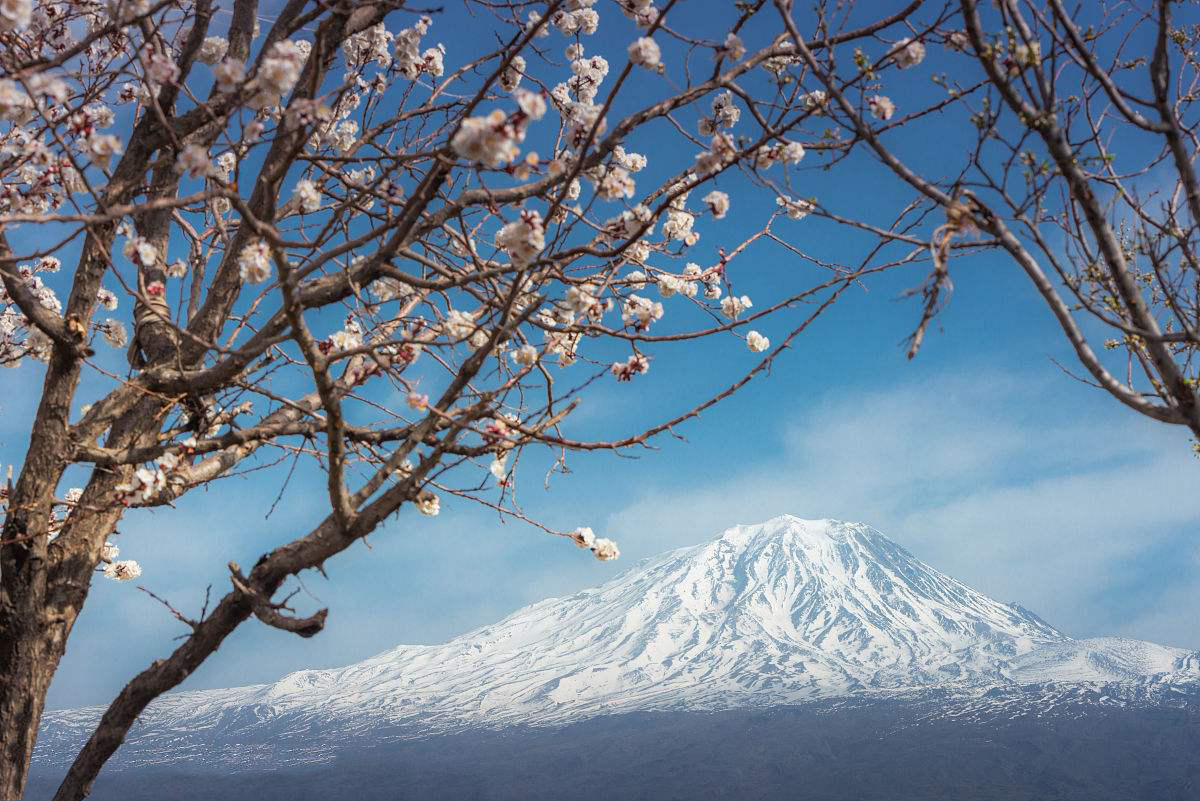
[100,542,120,562]
[703,190,730,218]
[489,454,508,483]
[511,343,539,367]
[496,210,545,266]
[84,135,123,168]
[591,537,620,561]
[101,318,127,348]
[0,0,31,32]
[97,288,118,311]
[0,80,32,122]
[175,144,212,178]
[571,526,595,549]
[628,37,661,69]
[329,323,362,352]
[238,240,272,284]
[250,40,306,108]
[721,32,745,61]
[1013,41,1041,68]
[869,94,895,121]
[416,490,440,516]
[344,22,393,67]
[720,294,752,319]
[198,36,229,65]
[891,38,926,69]
[214,58,245,92]
[622,295,663,329]
[777,195,815,220]
[444,309,477,339]
[293,178,321,212]
[746,330,770,352]
[610,354,649,381]
[122,236,159,268]
[103,560,142,581]
[452,109,523,166]
[501,55,526,92]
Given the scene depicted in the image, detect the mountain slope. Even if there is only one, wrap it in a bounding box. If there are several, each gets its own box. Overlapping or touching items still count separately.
[34,516,1200,771]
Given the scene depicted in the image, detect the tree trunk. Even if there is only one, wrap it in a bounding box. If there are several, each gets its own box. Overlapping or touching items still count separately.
[0,600,72,799]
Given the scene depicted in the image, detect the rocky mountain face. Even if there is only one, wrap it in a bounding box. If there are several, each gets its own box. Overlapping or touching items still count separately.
[31,516,1200,798]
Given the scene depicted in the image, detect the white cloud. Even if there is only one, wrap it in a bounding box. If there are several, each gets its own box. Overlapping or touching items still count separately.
[606,371,1200,648]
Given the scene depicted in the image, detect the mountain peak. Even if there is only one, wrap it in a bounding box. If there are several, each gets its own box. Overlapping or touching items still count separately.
[36,517,1200,770]
[718,515,878,547]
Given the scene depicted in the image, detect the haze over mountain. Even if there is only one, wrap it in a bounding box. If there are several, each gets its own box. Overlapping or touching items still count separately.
[31,517,1200,800]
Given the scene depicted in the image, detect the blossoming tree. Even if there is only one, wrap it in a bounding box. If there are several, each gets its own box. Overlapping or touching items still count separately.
[0,0,996,797]
[786,0,1200,440]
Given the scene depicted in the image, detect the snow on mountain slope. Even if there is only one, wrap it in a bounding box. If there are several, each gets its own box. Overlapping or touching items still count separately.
[35,516,1200,767]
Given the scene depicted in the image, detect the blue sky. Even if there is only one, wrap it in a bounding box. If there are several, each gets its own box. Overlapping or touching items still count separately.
[0,2,1196,710]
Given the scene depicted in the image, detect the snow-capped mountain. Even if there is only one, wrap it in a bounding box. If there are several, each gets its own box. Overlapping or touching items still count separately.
[35,516,1200,770]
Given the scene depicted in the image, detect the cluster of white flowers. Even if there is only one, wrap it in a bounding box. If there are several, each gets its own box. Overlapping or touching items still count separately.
[100,318,127,348]
[213,58,244,92]
[96,538,142,581]
[694,132,737,177]
[719,32,745,61]
[122,236,158,268]
[720,293,752,319]
[496,209,545,266]
[698,91,740,136]
[776,195,815,221]
[444,308,478,340]
[612,145,647,173]
[344,22,394,68]
[509,343,538,368]
[703,190,730,219]
[197,36,229,66]
[452,109,523,166]
[100,541,120,562]
[142,46,180,90]
[175,144,212,178]
[104,560,142,581]
[868,95,896,121]
[763,41,802,77]
[610,353,649,381]
[238,240,272,284]
[566,46,609,104]
[628,37,661,69]
[551,0,599,36]
[569,527,620,561]
[891,38,926,69]
[0,0,31,32]
[622,294,664,330]
[293,178,321,212]
[248,40,307,109]
[1012,41,1041,69]
[660,178,699,246]
[326,320,363,353]
[500,55,526,92]
[114,443,192,506]
[97,288,119,311]
[0,80,33,123]
[618,0,659,29]
[753,140,805,169]
[746,330,770,353]
[394,16,444,79]
[84,134,123,168]
[592,165,635,201]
